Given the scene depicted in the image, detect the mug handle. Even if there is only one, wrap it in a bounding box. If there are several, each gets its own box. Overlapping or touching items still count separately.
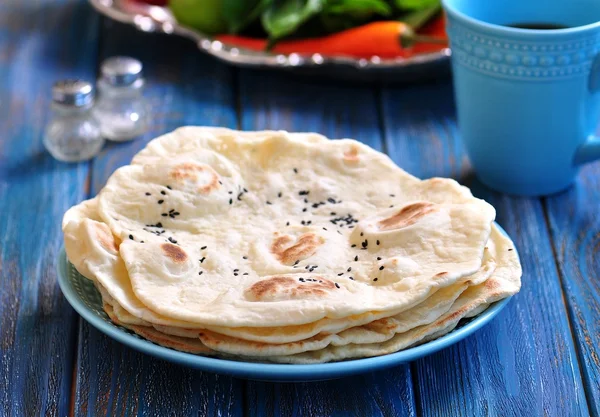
[574,53,600,165]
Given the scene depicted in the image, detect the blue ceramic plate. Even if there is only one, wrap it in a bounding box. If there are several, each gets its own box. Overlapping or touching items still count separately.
[57,230,512,382]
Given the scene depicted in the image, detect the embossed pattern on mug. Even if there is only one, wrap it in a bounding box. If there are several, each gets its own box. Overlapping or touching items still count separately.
[447,21,600,80]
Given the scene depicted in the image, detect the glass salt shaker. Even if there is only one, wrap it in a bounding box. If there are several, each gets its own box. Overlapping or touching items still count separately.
[43,80,104,162]
[94,57,148,141]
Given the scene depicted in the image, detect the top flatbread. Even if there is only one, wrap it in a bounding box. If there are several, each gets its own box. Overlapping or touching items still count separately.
[64,127,496,327]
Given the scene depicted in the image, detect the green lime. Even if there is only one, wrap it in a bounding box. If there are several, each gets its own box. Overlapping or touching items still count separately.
[169,0,228,34]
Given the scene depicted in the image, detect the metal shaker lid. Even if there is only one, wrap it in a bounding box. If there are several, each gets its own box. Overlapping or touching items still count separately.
[100,56,144,87]
[52,80,95,107]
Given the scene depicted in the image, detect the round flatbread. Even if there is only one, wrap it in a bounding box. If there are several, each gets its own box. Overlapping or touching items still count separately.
[90,127,495,327]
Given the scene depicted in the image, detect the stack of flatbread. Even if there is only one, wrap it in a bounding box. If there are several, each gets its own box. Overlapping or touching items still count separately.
[62,127,522,363]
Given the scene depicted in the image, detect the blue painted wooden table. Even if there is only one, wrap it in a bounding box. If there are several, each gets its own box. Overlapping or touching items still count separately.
[1,1,599,416]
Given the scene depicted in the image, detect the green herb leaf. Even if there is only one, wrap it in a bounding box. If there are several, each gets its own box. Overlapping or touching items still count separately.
[222,0,272,33]
[399,2,441,29]
[262,0,326,39]
[395,0,439,11]
[325,0,392,16]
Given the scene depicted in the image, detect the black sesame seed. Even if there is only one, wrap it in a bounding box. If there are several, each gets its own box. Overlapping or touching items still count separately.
[243,272,249,275]
[266,201,272,205]
[162,213,168,217]
[373,278,378,282]
[218,181,223,185]
[354,256,358,261]
[166,185,172,190]
[328,198,336,204]
[377,257,382,260]
[140,241,144,243]
[348,225,355,229]
[307,221,312,225]
[379,266,384,270]
[156,222,162,228]
[389,194,395,197]
[237,193,243,201]
[302,208,307,212]
[389,205,394,208]
[293,168,298,173]
[158,199,164,204]
[299,278,305,282]
[351,244,356,248]
[201,246,207,250]
[323,227,328,231]
[234,269,239,272]
[286,222,290,226]
[229,199,233,205]
[508,248,514,251]
[293,260,300,265]
[278,192,282,198]
[129,235,134,240]
[347,267,352,272]
[335,283,340,289]
[198,271,203,275]
[299,190,309,196]
[173,212,180,216]
[362,240,368,248]
[169,209,175,213]
[330,212,336,216]
[301,220,306,225]
[145,192,151,196]
[376,240,380,246]
[161,191,166,195]
[200,257,205,263]
[360,232,364,236]
[337,273,344,276]
[243,188,248,193]
[305,265,310,269]
[243,256,248,260]
[349,277,354,280]
[234,273,238,276]
[304,198,308,203]
[228,191,233,195]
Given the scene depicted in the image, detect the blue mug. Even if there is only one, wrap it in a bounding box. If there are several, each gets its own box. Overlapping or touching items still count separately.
[442,0,600,196]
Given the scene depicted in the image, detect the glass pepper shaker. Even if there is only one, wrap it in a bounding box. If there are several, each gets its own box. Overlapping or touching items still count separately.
[93,57,148,141]
[43,80,104,162]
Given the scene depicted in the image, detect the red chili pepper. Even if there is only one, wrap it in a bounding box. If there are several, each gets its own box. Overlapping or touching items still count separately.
[409,15,448,54]
[216,20,447,59]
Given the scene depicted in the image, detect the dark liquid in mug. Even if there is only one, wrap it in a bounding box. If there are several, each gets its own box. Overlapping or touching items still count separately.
[508,23,570,30]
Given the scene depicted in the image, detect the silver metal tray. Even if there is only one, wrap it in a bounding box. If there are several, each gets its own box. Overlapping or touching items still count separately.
[89,0,452,83]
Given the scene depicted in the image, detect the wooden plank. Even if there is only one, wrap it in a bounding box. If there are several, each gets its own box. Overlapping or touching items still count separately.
[71,20,244,417]
[238,69,417,417]
[379,81,590,416]
[545,162,600,416]
[0,1,98,416]
[74,319,243,416]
